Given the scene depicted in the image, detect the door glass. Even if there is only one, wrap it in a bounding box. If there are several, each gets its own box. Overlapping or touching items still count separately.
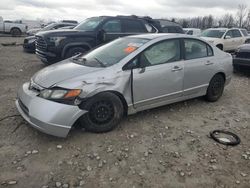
[124,19,146,33]
[102,20,121,33]
[184,39,208,60]
[225,30,233,38]
[141,39,180,67]
[232,30,242,38]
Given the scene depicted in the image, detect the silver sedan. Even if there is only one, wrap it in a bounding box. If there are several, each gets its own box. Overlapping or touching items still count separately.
[16,34,233,137]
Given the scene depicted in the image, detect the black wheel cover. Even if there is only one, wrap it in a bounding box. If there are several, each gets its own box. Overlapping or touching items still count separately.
[89,100,114,125]
[210,130,241,146]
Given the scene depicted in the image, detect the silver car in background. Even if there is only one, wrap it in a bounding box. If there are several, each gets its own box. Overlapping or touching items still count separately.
[16,34,233,137]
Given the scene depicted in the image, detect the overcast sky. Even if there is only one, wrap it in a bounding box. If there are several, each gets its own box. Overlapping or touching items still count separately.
[0,0,249,22]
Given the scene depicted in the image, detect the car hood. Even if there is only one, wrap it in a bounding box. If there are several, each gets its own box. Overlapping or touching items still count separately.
[32,59,103,88]
[201,37,220,42]
[36,29,94,37]
[237,44,250,52]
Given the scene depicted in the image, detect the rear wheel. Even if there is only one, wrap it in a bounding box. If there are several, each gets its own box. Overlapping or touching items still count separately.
[205,74,225,102]
[11,28,21,37]
[65,47,87,59]
[80,92,124,133]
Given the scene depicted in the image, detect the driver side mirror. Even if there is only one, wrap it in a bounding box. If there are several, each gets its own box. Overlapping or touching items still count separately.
[225,35,231,39]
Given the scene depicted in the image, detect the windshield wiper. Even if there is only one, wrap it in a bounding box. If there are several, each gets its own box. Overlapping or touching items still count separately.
[94,57,106,67]
[71,56,87,64]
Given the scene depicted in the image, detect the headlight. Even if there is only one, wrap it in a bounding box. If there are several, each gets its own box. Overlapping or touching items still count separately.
[49,37,66,46]
[39,88,82,104]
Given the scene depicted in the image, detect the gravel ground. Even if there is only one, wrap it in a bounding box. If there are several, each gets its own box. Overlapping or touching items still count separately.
[0,37,249,188]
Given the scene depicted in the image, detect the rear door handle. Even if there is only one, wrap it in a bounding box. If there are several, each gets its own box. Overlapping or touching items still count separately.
[171,66,183,72]
[205,61,214,65]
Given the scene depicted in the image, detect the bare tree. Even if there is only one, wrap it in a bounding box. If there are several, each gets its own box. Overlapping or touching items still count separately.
[236,4,248,28]
[219,14,235,28]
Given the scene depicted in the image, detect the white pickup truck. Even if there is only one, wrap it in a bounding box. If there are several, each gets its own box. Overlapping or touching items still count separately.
[201,28,250,51]
[0,17,27,36]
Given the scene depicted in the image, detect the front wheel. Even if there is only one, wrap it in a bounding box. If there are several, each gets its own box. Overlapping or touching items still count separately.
[80,92,124,133]
[205,74,225,102]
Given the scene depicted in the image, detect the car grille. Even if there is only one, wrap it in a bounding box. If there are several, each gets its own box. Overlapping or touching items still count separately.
[18,99,29,116]
[236,52,250,59]
[35,36,47,51]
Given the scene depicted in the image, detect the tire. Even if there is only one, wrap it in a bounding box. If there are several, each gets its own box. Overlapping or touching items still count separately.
[80,92,124,133]
[65,47,87,59]
[205,74,225,102]
[216,44,223,51]
[11,28,21,37]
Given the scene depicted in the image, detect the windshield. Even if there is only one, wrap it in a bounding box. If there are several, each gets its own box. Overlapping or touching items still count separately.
[72,37,149,67]
[74,17,103,31]
[201,29,226,38]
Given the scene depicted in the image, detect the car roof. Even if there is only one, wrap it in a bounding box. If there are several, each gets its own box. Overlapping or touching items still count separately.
[127,33,192,40]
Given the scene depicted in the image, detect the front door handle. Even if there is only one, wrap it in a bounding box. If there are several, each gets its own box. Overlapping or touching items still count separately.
[205,61,214,65]
[171,66,183,72]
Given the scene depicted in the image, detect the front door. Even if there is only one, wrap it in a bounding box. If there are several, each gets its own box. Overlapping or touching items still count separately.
[101,19,122,43]
[224,30,234,51]
[132,39,184,110]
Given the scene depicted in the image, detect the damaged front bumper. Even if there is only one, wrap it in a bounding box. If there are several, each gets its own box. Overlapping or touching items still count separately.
[16,82,87,137]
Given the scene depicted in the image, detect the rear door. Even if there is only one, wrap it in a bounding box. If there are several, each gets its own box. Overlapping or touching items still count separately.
[122,18,148,35]
[231,29,244,48]
[132,39,184,110]
[183,38,216,96]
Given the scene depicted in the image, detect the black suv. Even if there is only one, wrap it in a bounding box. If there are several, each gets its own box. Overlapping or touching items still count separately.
[35,16,162,64]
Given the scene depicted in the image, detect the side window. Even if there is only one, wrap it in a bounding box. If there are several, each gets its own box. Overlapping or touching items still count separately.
[207,45,213,56]
[184,39,209,60]
[241,29,248,36]
[123,19,146,33]
[53,24,64,29]
[225,30,233,38]
[162,27,169,33]
[102,20,121,33]
[232,30,242,38]
[140,39,181,67]
[144,23,156,33]
[168,27,177,33]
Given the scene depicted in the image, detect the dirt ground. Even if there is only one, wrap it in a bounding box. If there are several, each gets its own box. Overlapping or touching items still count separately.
[0,37,249,188]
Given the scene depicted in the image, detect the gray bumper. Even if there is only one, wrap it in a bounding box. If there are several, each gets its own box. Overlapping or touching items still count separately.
[16,82,87,137]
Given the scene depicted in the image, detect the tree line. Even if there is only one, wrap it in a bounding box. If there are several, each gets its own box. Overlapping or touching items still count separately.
[172,4,250,30]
